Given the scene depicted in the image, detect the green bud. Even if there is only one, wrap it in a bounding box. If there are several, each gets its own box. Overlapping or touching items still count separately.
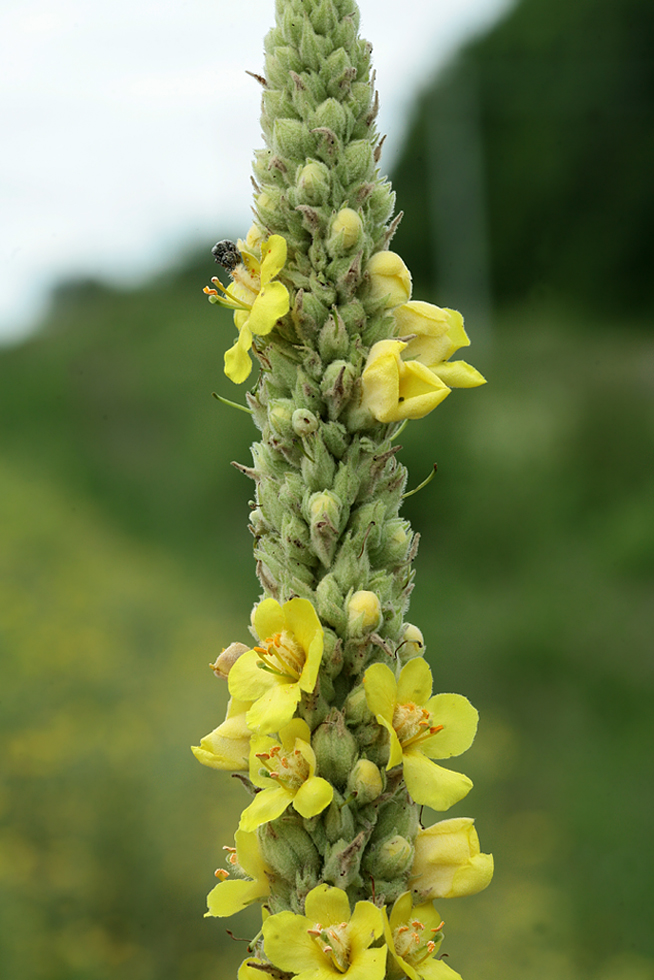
[273,117,309,162]
[343,684,370,726]
[292,408,319,437]
[311,709,358,789]
[258,817,321,884]
[281,511,313,564]
[343,139,374,185]
[371,789,420,845]
[315,572,347,632]
[363,834,414,879]
[323,831,367,890]
[321,421,349,459]
[268,399,295,439]
[296,161,331,205]
[324,797,355,845]
[321,360,358,418]
[347,759,383,805]
[311,98,348,140]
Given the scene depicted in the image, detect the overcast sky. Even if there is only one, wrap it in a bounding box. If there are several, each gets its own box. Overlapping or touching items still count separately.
[0,0,512,343]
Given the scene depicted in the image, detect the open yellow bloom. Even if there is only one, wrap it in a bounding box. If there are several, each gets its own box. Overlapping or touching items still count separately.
[191,696,252,772]
[205,828,271,917]
[393,301,486,389]
[411,818,494,901]
[204,232,290,384]
[363,658,478,811]
[383,892,461,980]
[228,598,324,734]
[239,718,333,831]
[361,339,451,423]
[262,883,386,980]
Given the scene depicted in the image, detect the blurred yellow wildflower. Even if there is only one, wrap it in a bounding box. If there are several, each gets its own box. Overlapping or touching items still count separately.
[363,658,478,811]
[239,717,333,831]
[262,883,386,980]
[228,597,323,734]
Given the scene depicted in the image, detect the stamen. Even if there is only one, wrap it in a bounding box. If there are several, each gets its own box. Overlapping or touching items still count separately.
[214,868,230,880]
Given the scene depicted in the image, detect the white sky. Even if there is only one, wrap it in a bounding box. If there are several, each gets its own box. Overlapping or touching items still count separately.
[0,0,512,343]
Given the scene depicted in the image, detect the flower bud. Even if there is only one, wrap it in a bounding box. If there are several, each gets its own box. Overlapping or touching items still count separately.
[209,642,249,680]
[311,97,347,139]
[292,408,319,436]
[297,161,331,205]
[308,490,342,529]
[258,818,321,884]
[411,818,494,901]
[364,834,414,879]
[268,399,295,439]
[324,798,355,844]
[311,709,358,789]
[399,623,425,664]
[343,684,370,726]
[347,759,383,804]
[328,208,363,254]
[366,251,412,308]
[347,590,382,635]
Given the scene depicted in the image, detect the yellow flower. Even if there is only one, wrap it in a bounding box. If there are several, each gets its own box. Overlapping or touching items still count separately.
[191,696,252,772]
[239,718,333,831]
[366,251,412,308]
[262,883,386,980]
[383,892,461,980]
[205,828,272,917]
[363,658,478,811]
[393,301,486,389]
[361,340,451,423]
[411,818,494,901]
[204,232,290,384]
[228,598,324,734]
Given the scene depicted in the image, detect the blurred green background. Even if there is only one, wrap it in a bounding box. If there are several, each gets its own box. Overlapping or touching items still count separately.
[1,0,653,977]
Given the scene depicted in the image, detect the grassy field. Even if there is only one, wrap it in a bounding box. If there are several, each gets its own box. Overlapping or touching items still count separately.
[0,266,653,979]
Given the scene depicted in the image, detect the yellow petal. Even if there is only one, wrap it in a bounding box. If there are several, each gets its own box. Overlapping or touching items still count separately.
[233,828,268,881]
[397,360,451,420]
[450,851,495,896]
[430,359,486,388]
[292,775,333,819]
[397,657,433,707]
[245,680,302,734]
[224,327,253,384]
[253,598,284,642]
[205,877,266,917]
[239,784,294,832]
[363,662,397,724]
[263,910,323,973]
[247,280,290,336]
[279,717,312,750]
[228,649,275,703]
[348,899,384,954]
[304,883,351,926]
[421,694,479,758]
[403,752,473,811]
[259,234,287,284]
